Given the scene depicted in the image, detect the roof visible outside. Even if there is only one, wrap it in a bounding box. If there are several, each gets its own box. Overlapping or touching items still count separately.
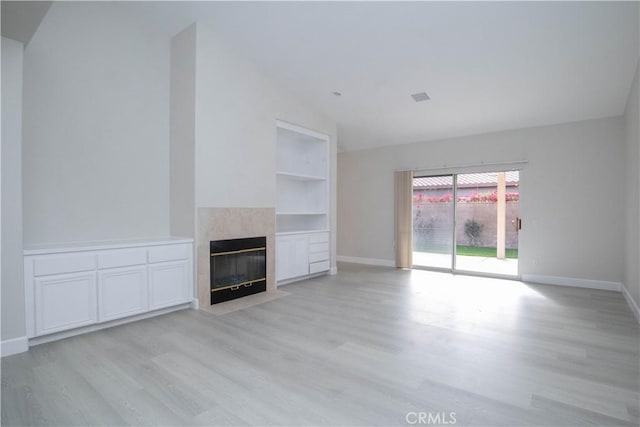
[413,171,520,189]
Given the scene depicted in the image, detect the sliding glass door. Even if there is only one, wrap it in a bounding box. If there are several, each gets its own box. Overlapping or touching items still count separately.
[412,175,455,269]
[454,172,519,275]
[412,171,520,277]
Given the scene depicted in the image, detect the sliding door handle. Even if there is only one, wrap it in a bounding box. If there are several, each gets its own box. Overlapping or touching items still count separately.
[512,217,522,232]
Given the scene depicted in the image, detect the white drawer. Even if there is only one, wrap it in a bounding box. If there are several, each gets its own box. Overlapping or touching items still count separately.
[309,242,329,253]
[309,260,330,274]
[309,232,329,244]
[98,248,147,269]
[148,244,190,263]
[34,253,96,276]
[309,251,329,263]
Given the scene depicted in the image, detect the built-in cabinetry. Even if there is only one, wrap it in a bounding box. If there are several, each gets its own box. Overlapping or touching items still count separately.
[24,238,193,341]
[276,120,331,284]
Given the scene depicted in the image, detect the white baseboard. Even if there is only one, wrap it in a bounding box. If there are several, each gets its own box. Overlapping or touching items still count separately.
[329,267,338,275]
[337,255,395,267]
[1,336,28,357]
[521,274,622,292]
[191,298,199,310]
[277,270,330,287]
[622,285,640,323]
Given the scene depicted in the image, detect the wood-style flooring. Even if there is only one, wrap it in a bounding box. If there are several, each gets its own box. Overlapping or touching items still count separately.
[2,263,639,426]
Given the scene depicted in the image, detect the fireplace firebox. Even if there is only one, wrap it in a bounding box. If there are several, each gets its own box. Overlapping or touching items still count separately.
[210,236,267,304]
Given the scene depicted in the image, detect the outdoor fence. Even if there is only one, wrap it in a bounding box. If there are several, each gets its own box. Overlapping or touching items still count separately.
[413,201,519,252]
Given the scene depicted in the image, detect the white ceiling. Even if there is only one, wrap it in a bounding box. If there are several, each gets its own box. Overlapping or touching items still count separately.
[1,1,51,45]
[29,2,640,151]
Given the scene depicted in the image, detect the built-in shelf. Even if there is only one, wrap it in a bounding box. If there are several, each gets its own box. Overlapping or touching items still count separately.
[276,171,326,181]
[276,120,331,284]
[276,212,326,216]
[276,120,329,235]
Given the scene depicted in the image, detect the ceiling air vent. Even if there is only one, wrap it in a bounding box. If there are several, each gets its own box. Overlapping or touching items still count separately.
[411,92,431,102]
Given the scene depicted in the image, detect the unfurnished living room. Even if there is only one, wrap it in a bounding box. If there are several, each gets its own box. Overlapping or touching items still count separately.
[1,1,639,426]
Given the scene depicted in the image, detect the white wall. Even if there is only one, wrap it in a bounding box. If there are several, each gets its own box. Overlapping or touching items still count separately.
[170,24,196,238]
[1,37,26,344]
[338,117,625,284]
[193,24,338,266]
[193,24,337,208]
[22,2,171,245]
[624,63,640,309]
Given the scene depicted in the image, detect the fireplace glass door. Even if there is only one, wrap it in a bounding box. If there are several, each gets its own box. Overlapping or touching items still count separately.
[210,236,267,304]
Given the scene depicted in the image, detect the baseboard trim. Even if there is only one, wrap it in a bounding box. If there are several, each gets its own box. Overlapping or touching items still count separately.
[28,303,192,347]
[329,267,338,275]
[622,285,640,323]
[277,270,330,287]
[336,255,395,267]
[1,336,29,357]
[521,274,622,292]
[191,298,199,310]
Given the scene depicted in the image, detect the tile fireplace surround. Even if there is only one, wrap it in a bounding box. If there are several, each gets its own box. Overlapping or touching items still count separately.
[196,208,276,310]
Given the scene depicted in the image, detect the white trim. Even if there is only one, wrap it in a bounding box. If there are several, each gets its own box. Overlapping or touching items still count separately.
[276,229,330,237]
[521,274,622,292]
[276,119,330,142]
[401,160,528,176]
[1,336,28,357]
[337,256,395,267]
[191,298,199,310]
[28,303,191,347]
[622,285,640,323]
[277,270,329,286]
[329,267,338,275]
[24,258,35,337]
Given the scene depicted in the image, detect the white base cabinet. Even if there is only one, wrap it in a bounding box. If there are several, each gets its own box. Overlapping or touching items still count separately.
[148,260,190,310]
[98,266,148,322]
[24,238,193,340]
[276,234,309,281]
[35,271,98,336]
[276,231,330,284]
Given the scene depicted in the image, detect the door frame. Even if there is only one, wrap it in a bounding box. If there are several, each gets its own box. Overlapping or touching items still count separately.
[411,167,522,280]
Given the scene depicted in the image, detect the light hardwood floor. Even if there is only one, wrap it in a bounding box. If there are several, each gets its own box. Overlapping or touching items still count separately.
[2,263,639,426]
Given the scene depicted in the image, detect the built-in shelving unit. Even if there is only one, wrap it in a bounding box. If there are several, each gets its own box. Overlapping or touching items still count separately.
[276,121,331,284]
[276,121,329,234]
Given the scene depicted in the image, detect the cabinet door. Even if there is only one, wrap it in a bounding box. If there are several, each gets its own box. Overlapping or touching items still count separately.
[35,271,97,336]
[98,266,148,322]
[276,235,309,282]
[276,238,290,281]
[148,260,190,310]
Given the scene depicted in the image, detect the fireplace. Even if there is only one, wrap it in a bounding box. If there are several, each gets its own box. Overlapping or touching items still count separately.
[210,236,267,304]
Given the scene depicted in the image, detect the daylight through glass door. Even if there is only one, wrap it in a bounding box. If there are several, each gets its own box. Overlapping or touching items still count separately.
[412,175,455,269]
[412,171,520,276]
